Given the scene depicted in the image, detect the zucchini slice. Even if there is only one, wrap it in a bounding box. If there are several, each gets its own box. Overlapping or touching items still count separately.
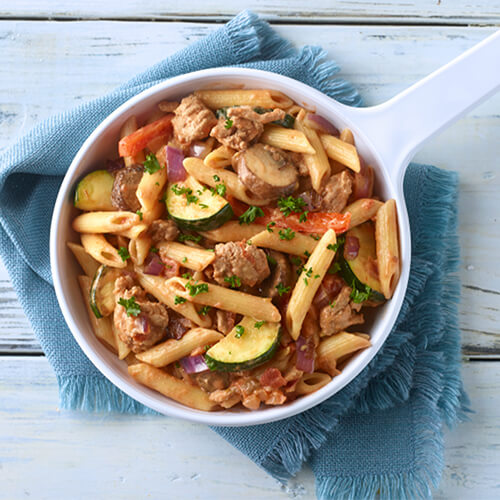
[166,176,233,232]
[205,317,280,372]
[340,222,385,302]
[74,170,115,211]
[90,265,123,318]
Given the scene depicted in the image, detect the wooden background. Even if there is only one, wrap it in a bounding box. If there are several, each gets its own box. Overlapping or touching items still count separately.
[1,2,499,498]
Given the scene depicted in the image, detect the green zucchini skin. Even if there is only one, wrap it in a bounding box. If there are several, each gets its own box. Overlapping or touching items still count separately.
[90,265,122,318]
[74,170,115,211]
[170,203,233,232]
[205,318,281,372]
[338,259,385,303]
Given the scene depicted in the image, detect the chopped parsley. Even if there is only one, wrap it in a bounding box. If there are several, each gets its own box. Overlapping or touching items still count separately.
[186,193,199,205]
[254,321,265,329]
[329,300,337,308]
[304,250,311,258]
[290,256,302,266]
[150,247,159,254]
[118,296,141,317]
[136,209,143,221]
[235,325,245,338]
[117,246,130,262]
[310,234,320,241]
[199,305,212,316]
[174,295,187,305]
[213,174,220,182]
[328,262,341,274]
[224,275,242,288]
[224,118,234,129]
[276,283,291,296]
[299,211,308,223]
[239,206,264,225]
[182,257,188,263]
[199,203,208,209]
[303,267,313,278]
[211,183,226,197]
[304,278,309,286]
[171,184,192,196]
[155,182,160,186]
[277,196,307,217]
[266,221,276,233]
[329,236,345,253]
[143,153,162,174]
[181,272,192,279]
[278,228,295,240]
[184,281,209,297]
[350,282,372,304]
[266,254,277,266]
[178,233,202,244]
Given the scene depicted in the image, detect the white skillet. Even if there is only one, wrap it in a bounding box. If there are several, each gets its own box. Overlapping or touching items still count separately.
[50,31,500,426]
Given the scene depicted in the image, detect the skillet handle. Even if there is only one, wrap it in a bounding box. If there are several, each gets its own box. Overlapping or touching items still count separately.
[340,30,500,184]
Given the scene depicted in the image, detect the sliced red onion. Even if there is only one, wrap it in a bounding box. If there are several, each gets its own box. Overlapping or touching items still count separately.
[297,191,319,212]
[352,161,374,200]
[136,314,150,335]
[313,285,331,310]
[166,146,186,182]
[106,157,124,173]
[296,336,315,373]
[344,235,360,261]
[143,252,164,276]
[180,354,209,374]
[189,141,210,159]
[305,113,339,136]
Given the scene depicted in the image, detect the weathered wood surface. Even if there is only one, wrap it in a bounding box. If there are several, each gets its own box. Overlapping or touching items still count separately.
[0,22,499,355]
[0,356,498,499]
[1,1,500,25]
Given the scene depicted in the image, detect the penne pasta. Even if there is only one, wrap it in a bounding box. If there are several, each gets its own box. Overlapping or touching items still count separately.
[117,222,148,240]
[136,328,223,367]
[157,241,215,271]
[375,199,400,299]
[201,221,266,243]
[167,277,281,323]
[248,230,317,257]
[128,363,218,411]
[80,234,127,268]
[112,322,132,360]
[260,125,315,154]
[67,242,100,277]
[73,211,139,234]
[136,157,168,212]
[203,145,235,169]
[183,157,272,206]
[194,89,293,110]
[286,229,337,340]
[129,234,152,266]
[295,372,332,395]
[142,200,165,226]
[136,272,212,328]
[340,128,355,145]
[343,198,383,229]
[78,275,117,352]
[320,134,361,173]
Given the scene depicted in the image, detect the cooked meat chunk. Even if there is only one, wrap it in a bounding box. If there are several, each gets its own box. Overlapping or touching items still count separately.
[216,310,237,335]
[262,250,293,300]
[213,241,270,288]
[194,371,230,393]
[149,219,179,244]
[172,95,217,144]
[113,275,169,353]
[211,106,285,151]
[319,286,364,336]
[165,310,193,340]
[111,164,143,211]
[319,170,353,213]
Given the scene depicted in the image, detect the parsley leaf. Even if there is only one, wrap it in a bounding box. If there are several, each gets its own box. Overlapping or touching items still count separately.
[143,153,162,174]
[174,295,187,305]
[328,262,341,274]
[178,233,202,244]
[181,272,192,279]
[276,283,291,296]
[150,247,159,254]
[213,174,220,182]
[184,281,209,297]
[254,321,265,329]
[224,118,234,129]
[278,228,295,240]
[211,183,226,197]
[266,254,277,266]
[235,325,245,338]
[290,256,302,266]
[350,282,372,304]
[136,210,143,221]
[224,275,242,289]
[277,196,307,217]
[186,193,199,205]
[299,211,308,223]
[199,305,212,316]
[118,246,130,262]
[329,300,337,308]
[171,184,192,196]
[330,236,345,252]
[182,257,188,263]
[239,206,264,225]
[266,222,276,233]
[118,296,141,317]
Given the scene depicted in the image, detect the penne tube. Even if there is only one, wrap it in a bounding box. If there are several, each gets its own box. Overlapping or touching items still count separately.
[129,234,152,266]
[320,134,361,173]
[142,200,165,225]
[194,89,293,110]
[80,234,127,268]
[167,277,281,323]
[78,275,117,352]
[157,241,215,271]
[117,222,148,240]
[201,221,266,242]
[295,372,332,395]
[128,363,218,411]
[67,242,100,277]
[136,160,168,213]
[136,272,212,327]
[340,128,355,145]
[375,199,400,299]
[183,157,272,206]
[286,229,337,340]
[260,125,315,154]
[112,322,132,360]
[73,211,139,234]
[136,328,223,367]
[203,145,234,169]
[248,230,317,256]
[158,101,179,113]
[343,198,383,229]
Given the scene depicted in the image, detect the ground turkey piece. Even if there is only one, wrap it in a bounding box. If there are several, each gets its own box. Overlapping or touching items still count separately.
[319,285,364,336]
[215,310,237,335]
[212,241,270,287]
[165,310,193,340]
[319,170,353,213]
[111,164,143,211]
[113,275,169,353]
[172,95,218,144]
[210,106,285,151]
[148,219,179,244]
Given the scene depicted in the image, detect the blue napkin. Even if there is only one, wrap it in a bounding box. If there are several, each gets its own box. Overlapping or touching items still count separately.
[0,11,468,499]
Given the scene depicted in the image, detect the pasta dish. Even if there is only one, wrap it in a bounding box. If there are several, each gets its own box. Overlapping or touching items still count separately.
[69,88,400,411]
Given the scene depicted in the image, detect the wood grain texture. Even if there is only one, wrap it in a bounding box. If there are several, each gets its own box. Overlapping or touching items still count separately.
[0,356,497,499]
[0,22,498,354]
[1,1,500,25]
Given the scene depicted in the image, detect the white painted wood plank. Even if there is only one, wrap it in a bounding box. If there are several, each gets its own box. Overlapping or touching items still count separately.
[1,1,500,25]
[0,356,497,499]
[1,22,499,354]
